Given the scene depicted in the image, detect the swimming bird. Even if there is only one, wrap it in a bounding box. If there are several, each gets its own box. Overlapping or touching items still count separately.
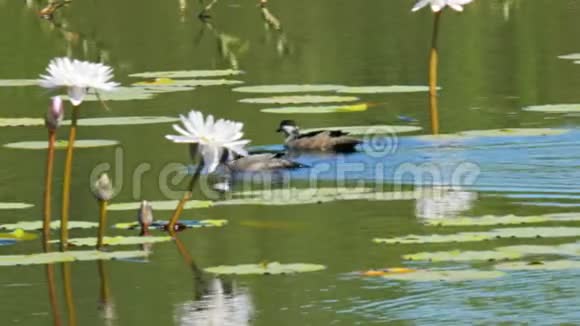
[276,120,361,152]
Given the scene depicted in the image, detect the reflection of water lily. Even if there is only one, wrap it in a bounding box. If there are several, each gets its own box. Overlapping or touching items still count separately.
[39,57,119,106]
[176,278,253,326]
[415,187,476,219]
[412,0,474,12]
[165,110,250,173]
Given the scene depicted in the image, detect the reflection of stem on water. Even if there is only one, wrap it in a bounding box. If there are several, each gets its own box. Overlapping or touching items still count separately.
[196,21,247,70]
[97,260,116,323]
[60,105,80,251]
[428,11,441,135]
[62,263,77,326]
[259,3,291,57]
[199,0,219,18]
[260,3,281,31]
[45,264,62,326]
[173,235,206,300]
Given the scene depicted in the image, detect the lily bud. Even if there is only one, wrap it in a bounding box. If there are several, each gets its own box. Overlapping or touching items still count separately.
[45,96,64,130]
[93,173,113,201]
[138,200,154,227]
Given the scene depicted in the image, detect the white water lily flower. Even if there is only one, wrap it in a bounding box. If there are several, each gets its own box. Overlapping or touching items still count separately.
[39,57,119,106]
[412,0,474,12]
[166,110,250,173]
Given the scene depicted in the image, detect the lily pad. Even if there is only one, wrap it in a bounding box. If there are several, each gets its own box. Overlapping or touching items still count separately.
[50,236,171,247]
[240,95,358,105]
[374,227,580,245]
[382,269,505,282]
[129,69,243,79]
[0,118,44,127]
[459,128,569,137]
[61,86,194,102]
[0,229,37,241]
[204,262,326,275]
[0,79,39,87]
[497,243,580,257]
[0,203,33,210]
[495,260,580,271]
[232,84,344,93]
[0,250,149,266]
[73,116,179,126]
[557,53,580,60]
[424,213,580,227]
[403,250,523,262]
[522,104,580,113]
[4,140,119,150]
[300,125,422,135]
[0,221,98,231]
[133,78,242,87]
[112,219,227,230]
[107,200,213,211]
[261,103,368,114]
[336,85,432,94]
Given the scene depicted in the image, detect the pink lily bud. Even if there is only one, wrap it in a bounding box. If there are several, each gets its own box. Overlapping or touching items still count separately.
[45,96,64,130]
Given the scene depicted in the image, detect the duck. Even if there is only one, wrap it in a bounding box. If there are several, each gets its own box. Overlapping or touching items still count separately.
[276,120,361,152]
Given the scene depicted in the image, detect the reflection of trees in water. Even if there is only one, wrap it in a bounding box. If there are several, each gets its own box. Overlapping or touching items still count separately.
[175,278,253,326]
[415,186,477,219]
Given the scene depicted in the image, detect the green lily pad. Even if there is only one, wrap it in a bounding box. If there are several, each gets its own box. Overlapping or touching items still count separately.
[336,85,432,94]
[558,53,580,60]
[424,213,580,227]
[107,200,213,211]
[300,125,422,135]
[0,203,33,210]
[374,227,580,245]
[240,95,358,105]
[232,84,344,93]
[382,269,505,282]
[459,128,569,137]
[129,69,243,79]
[0,79,39,87]
[61,86,195,102]
[0,229,37,241]
[4,139,119,150]
[261,103,368,114]
[403,250,522,262]
[522,104,580,113]
[0,250,149,266]
[112,219,227,230]
[133,78,242,87]
[50,236,172,247]
[0,221,98,231]
[204,262,326,275]
[495,260,580,271]
[497,243,580,257]
[73,116,178,126]
[0,118,44,127]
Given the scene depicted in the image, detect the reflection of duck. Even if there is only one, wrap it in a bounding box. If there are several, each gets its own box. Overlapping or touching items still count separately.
[276,120,361,152]
[225,152,305,172]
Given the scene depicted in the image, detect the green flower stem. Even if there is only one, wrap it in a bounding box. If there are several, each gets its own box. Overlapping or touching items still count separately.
[429,11,442,135]
[60,105,80,251]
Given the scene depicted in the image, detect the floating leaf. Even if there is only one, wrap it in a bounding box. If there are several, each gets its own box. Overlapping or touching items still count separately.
[240,95,358,105]
[336,85,433,94]
[522,104,580,113]
[50,236,171,246]
[361,267,416,276]
[382,270,505,282]
[73,116,178,126]
[497,243,580,257]
[0,118,44,127]
[0,229,37,241]
[204,262,326,275]
[129,69,243,79]
[108,200,213,211]
[557,53,580,60]
[0,221,98,231]
[300,125,422,135]
[403,250,523,262]
[0,203,33,210]
[133,78,242,87]
[61,86,194,102]
[0,250,149,266]
[460,128,569,137]
[232,84,344,93]
[4,140,119,150]
[374,227,580,245]
[495,260,580,271]
[261,103,368,114]
[424,213,580,227]
[0,79,39,87]
[112,219,227,230]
